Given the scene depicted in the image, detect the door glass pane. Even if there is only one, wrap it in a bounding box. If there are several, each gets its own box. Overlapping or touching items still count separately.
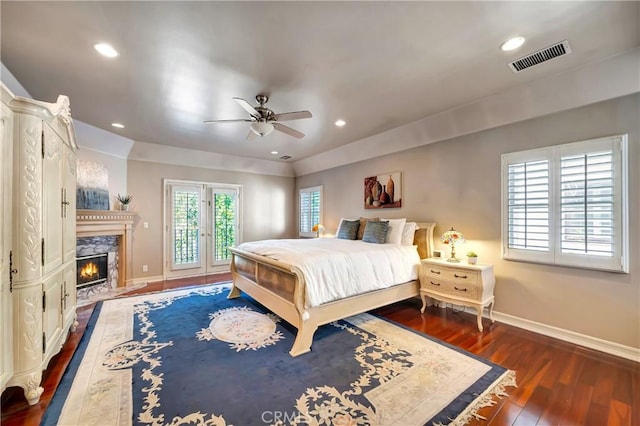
[173,188,201,265]
[213,191,236,262]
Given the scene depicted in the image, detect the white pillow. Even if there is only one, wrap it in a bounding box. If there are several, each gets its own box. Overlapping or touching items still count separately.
[401,222,419,245]
[381,217,406,244]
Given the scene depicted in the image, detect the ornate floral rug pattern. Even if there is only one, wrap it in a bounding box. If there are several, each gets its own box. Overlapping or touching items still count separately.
[44,284,516,425]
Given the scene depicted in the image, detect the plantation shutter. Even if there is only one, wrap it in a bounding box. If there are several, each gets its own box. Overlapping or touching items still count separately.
[502,134,627,272]
[299,186,322,237]
[560,150,614,256]
[507,159,550,252]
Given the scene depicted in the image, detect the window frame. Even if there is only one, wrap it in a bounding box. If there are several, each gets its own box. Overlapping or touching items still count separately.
[299,185,323,238]
[501,134,628,273]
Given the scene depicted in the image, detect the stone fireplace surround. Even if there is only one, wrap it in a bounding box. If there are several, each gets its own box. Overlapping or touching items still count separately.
[76,209,136,287]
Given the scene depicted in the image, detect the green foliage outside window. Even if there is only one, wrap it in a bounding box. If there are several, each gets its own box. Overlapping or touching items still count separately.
[214,193,236,261]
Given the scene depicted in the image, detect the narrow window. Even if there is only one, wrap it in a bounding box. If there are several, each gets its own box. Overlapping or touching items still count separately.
[299,185,323,238]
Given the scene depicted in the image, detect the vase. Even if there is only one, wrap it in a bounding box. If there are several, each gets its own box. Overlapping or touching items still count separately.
[387,175,395,203]
[380,185,390,204]
[372,181,382,201]
[121,203,129,211]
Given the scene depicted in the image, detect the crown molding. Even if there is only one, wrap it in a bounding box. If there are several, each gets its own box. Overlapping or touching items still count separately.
[128,140,295,177]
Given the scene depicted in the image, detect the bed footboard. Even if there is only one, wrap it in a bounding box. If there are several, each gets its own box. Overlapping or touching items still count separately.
[229,222,434,356]
[229,247,313,355]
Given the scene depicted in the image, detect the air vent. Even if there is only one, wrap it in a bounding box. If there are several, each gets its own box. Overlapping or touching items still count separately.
[279,155,292,160]
[508,40,571,73]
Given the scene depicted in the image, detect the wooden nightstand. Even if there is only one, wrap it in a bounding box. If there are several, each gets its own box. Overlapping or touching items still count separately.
[419,258,496,331]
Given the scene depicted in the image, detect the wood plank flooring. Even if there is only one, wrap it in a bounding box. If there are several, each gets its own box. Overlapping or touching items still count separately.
[2,273,638,425]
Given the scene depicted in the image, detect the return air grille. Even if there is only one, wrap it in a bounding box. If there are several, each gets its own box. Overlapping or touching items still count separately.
[508,40,571,73]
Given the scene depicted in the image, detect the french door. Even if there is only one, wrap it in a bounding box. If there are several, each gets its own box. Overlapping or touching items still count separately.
[165,180,241,278]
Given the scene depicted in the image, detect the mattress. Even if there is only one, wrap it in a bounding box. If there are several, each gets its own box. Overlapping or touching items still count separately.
[236,238,421,307]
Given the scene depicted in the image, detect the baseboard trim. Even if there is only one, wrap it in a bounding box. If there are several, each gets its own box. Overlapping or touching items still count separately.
[493,311,640,363]
[129,275,164,286]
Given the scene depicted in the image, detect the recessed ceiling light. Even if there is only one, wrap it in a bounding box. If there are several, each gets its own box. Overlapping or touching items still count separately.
[94,43,119,58]
[335,119,346,127]
[271,151,278,155]
[500,37,525,51]
[111,122,125,129]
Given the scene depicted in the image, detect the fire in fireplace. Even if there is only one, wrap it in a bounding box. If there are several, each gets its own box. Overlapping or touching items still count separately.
[76,253,108,289]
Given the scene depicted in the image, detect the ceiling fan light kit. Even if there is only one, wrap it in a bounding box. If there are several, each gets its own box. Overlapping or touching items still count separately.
[250,121,274,137]
[205,94,312,139]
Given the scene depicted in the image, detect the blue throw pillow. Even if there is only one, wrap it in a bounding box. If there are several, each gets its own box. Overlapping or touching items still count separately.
[337,219,360,240]
[362,220,389,244]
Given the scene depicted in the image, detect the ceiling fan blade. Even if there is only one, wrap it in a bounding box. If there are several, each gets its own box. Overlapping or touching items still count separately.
[246,129,258,141]
[233,97,260,117]
[273,122,305,139]
[274,110,312,121]
[203,118,254,123]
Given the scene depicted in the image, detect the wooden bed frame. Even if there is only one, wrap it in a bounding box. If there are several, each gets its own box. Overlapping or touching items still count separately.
[228,222,435,356]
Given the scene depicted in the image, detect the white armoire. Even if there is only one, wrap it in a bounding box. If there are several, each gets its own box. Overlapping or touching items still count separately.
[1,83,78,405]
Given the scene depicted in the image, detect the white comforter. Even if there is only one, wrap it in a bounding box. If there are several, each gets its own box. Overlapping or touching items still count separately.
[236,238,421,308]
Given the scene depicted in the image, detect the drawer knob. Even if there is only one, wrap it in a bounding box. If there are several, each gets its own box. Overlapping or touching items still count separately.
[430,281,441,286]
[454,286,468,292]
[430,269,441,274]
[454,274,468,279]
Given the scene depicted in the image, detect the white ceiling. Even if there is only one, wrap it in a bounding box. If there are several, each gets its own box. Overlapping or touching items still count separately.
[1,1,638,164]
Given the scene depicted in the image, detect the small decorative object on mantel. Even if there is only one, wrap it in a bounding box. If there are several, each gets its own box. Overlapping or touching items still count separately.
[364,171,402,209]
[116,193,133,211]
[440,227,465,262]
[312,223,324,238]
[466,251,478,265]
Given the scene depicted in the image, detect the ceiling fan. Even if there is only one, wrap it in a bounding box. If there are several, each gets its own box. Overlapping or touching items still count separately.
[204,95,312,140]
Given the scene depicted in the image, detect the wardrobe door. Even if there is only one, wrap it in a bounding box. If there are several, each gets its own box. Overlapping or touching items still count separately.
[0,99,14,391]
[42,122,64,275]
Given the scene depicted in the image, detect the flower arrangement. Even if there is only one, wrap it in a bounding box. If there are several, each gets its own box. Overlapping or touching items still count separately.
[312,223,324,237]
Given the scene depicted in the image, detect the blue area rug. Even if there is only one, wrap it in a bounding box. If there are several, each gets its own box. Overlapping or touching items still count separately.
[43,284,515,425]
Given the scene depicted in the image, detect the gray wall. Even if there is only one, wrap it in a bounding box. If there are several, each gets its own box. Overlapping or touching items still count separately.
[296,94,640,349]
[128,160,296,280]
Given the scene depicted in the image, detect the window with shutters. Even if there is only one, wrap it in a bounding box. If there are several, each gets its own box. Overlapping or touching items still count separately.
[501,134,628,272]
[299,186,323,238]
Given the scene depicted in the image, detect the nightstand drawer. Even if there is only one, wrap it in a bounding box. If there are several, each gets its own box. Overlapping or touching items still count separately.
[423,278,479,300]
[423,264,479,285]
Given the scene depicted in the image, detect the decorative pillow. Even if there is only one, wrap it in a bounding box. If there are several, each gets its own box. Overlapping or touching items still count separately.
[357,217,379,240]
[362,220,389,244]
[380,217,407,244]
[335,218,356,237]
[401,222,419,245]
[337,219,360,240]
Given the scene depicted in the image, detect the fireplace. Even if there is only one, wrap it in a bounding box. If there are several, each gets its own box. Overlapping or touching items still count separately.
[76,210,136,287]
[77,253,108,289]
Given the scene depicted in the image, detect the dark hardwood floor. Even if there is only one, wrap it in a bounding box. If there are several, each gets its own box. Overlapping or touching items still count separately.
[2,273,638,425]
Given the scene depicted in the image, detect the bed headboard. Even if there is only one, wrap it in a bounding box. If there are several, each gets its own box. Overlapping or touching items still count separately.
[414,222,436,259]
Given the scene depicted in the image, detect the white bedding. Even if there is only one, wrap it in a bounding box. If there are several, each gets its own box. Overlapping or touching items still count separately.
[236,238,421,308]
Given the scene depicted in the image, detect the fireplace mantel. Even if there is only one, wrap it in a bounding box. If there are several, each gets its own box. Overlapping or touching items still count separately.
[76,209,136,287]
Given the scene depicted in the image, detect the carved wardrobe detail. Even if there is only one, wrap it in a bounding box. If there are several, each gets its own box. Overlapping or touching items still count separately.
[1,83,78,405]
